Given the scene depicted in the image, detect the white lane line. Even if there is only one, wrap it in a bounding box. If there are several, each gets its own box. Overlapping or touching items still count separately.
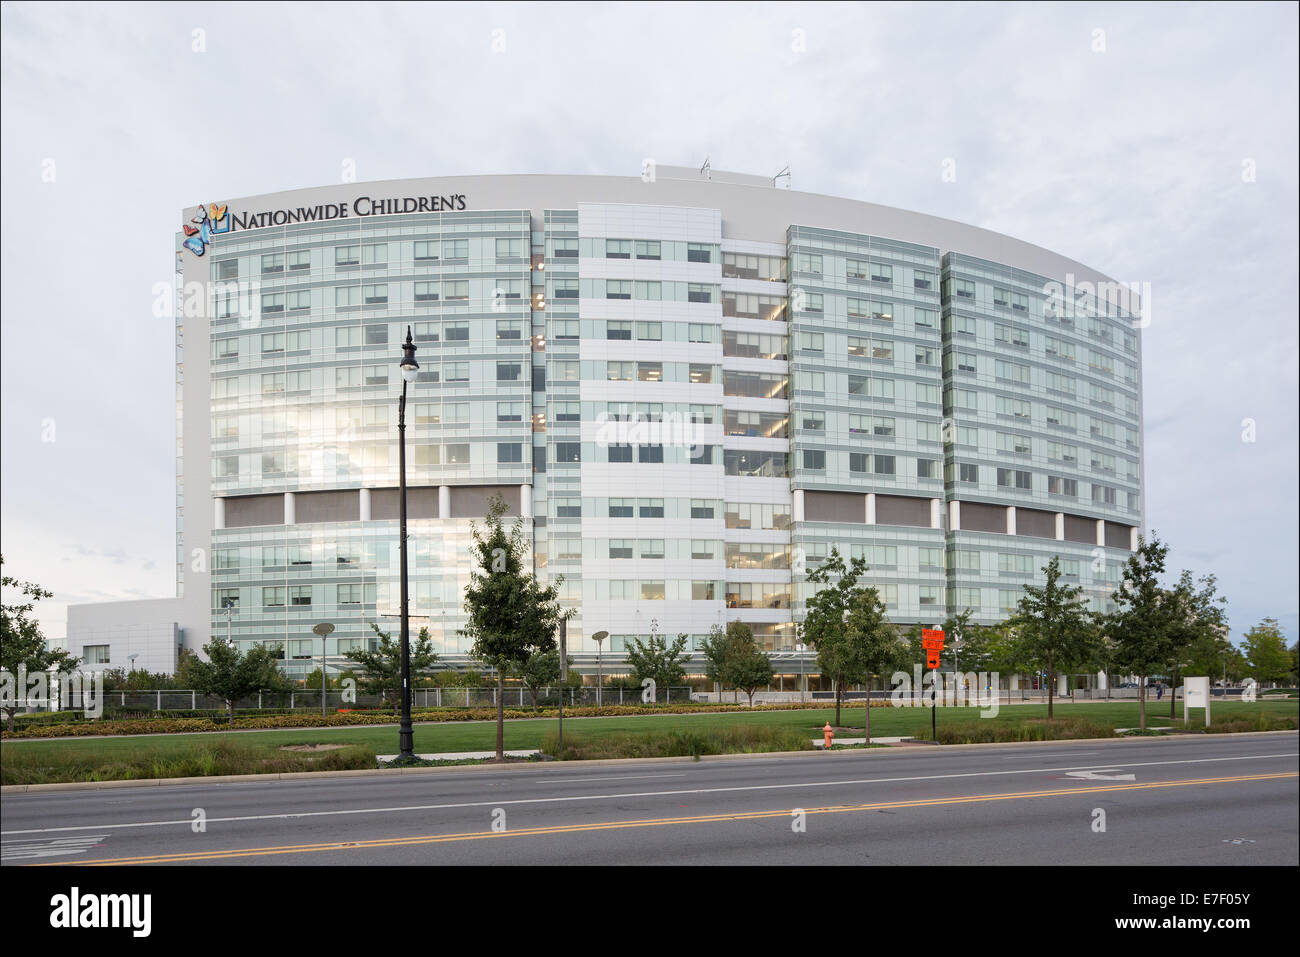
[3,751,1294,836]
[533,773,688,784]
[1005,752,1100,759]
[0,835,110,860]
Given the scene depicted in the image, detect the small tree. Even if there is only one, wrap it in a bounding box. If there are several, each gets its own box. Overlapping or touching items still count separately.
[625,626,691,703]
[1009,556,1100,719]
[719,622,773,707]
[802,548,868,727]
[513,648,573,710]
[1164,571,1227,717]
[698,624,733,701]
[844,585,901,743]
[342,623,438,707]
[462,494,565,758]
[177,637,286,725]
[1241,619,1291,686]
[1107,534,1179,730]
[941,608,997,676]
[1,558,81,730]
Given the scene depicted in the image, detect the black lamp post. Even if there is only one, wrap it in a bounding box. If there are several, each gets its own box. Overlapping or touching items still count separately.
[397,326,419,761]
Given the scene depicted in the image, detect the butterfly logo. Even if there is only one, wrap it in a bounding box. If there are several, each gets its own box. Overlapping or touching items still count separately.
[181,203,229,257]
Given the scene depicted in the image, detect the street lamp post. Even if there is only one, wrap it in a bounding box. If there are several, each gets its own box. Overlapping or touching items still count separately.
[220,599,236,646]
[591,631,608,706]
[396,327,419,762]
[313,623,334,719]
[790,642,800,702]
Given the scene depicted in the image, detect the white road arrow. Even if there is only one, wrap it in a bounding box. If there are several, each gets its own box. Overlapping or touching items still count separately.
[1065,769,1136,781]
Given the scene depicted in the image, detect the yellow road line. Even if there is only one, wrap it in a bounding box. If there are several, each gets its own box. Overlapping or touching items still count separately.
[37,771,1297,866]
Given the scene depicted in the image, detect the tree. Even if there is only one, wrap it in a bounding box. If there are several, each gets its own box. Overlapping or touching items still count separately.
[513,648,573,710]
[342,623,438,707]
[625,626,691,702]
[432,668,484,689]
[802,548,868,727]
[1163,571,1227,717]
[177,637,286,725]
[1106,534,1180,730]
[462,494,565,758]
[941,608,998,677]
[1241,619,1291,685]
[1182,627,1236,680]
[698,624,734,701]
[844,584,903,743]
[718,622,774,707]
[1,557,80,730]
[1009,555,1100,720]
[699,621,768,704]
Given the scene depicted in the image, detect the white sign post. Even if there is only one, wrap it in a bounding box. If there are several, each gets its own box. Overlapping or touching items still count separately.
[1184,676,1210,728]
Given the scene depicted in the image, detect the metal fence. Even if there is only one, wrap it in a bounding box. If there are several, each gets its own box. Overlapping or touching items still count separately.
[48,686,696,714]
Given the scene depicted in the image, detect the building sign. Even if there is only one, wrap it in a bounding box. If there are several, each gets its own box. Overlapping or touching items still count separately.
[180,194,468,256]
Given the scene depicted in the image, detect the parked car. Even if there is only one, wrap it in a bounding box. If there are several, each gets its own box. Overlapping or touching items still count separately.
[1117,682,1139,689]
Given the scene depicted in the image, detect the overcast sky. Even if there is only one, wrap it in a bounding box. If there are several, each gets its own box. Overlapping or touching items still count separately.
[2,1,1296,645]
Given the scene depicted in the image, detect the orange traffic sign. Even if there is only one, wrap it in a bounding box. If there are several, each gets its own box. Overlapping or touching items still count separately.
[926,651,940,669]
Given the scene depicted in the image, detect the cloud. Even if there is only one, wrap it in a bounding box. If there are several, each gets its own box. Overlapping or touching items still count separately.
[2,1,1296,645]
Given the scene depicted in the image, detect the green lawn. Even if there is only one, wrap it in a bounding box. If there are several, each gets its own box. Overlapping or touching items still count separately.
[4,700,1293,765]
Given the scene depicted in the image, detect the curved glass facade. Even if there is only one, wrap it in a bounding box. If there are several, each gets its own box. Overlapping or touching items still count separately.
[173,169,1143,676]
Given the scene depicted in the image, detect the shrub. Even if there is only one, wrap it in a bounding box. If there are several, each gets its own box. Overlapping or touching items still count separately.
[934,718,1116,745]
[1204,713,1297,734]
[540,725,813,760]
[0,740,377,785]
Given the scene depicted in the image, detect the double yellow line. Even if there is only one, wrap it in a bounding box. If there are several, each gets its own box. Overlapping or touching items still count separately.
[39,771,1297,866]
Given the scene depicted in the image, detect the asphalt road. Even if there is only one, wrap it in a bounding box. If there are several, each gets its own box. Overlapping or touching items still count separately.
[2,735,1295,866]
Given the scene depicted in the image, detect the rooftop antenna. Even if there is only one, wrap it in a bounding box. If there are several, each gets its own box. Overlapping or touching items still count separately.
[774,165,792,189]
[700,156,711,180]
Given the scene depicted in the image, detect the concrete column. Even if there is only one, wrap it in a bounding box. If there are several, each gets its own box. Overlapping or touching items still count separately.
[213,497,225,531]
[1009,673,1020,691]
[1006,505,1017,536]
[865,492,876,525]
[792,489,805,523]
[930,498,941,529]
[284,491,295,525]
[1130,526,1139,551]
[1055,512,1065,541]
[949,500,961,532]
[521,484,534,519]
[359,488,371,522]
[438,485,451,519]
[1095,518,1105,547]
[1058,673,1068,697]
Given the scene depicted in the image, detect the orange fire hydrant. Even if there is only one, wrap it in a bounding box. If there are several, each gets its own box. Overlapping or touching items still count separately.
[823,723,834,750]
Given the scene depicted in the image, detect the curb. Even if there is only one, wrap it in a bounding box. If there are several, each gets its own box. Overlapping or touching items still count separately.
[3,729,1293,795]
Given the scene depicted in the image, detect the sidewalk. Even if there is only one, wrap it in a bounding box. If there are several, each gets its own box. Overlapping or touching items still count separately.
[812,736,910,747]
[376,749,538,761]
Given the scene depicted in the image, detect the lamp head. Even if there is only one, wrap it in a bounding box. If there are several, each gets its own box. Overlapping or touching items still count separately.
[399,325,419,382]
